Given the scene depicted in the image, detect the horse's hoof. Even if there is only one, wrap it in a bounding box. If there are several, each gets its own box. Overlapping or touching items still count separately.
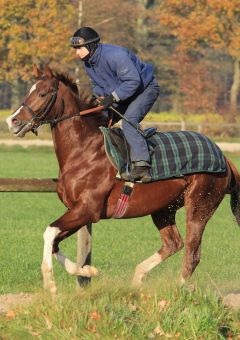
[43,280,57,296]
[180,280,195,293]
[82,265,99,277]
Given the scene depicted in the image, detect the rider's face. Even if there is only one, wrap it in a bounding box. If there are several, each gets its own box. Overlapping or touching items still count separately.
[76,47,89,59]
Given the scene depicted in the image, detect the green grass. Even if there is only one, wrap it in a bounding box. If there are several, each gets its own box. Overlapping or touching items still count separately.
[1,146,240,338]
[1,285,238,339]
[0,109,11,117]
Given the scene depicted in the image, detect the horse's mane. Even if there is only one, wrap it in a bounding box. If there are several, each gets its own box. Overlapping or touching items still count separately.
[54,71,93,108]
[54,72,79,95]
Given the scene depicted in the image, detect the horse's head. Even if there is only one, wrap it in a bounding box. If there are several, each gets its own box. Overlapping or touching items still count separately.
[6,64,60,137]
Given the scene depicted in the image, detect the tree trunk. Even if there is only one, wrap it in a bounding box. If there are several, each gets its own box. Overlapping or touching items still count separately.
[136,0,155,53]
[229,57,240,121]
[75,0,83,89]
[0,82,11,109]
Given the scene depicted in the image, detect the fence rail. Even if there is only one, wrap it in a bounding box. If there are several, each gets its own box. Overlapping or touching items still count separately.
[0,177,92,288]
[1,121,240,139]
[142,121,240,134]
[0,178,57,192]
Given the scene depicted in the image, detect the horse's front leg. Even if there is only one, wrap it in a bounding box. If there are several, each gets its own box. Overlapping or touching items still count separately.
[41,226,60,294]
[41,201,100,293]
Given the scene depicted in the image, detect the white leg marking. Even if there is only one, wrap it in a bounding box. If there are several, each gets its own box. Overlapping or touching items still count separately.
[180,276,186,285]
[54,250,99,277]
[132,252,162,287]
[41,226,60,294]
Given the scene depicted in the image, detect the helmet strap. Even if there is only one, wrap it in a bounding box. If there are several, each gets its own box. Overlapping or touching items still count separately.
[79,43,98,62]
[86,43,98,56]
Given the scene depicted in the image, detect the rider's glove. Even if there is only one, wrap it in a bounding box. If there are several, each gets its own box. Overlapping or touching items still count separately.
[95,95,116,108]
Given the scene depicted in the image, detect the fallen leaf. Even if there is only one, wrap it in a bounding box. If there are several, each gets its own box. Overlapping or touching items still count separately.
[128,303,138,312]
[5,310,15,319]
[87,324,97,333]
[175,332,181,338]
[30,331,41,337]
[90,311,101,320]
[140,293,151,302]
[153,325,164,336]
[158,300,169,312]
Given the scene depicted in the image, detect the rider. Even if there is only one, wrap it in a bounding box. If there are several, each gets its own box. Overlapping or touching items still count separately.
[70,27,160,183]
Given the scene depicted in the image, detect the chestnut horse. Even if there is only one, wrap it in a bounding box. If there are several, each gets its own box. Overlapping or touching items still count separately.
[6,65,240,294]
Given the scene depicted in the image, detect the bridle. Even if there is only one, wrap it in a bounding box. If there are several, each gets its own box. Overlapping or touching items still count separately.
[21,78,60,134]
[21,77,105,134]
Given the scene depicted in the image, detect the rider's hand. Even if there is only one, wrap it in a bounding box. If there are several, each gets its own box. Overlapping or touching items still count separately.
[95,95,115,108]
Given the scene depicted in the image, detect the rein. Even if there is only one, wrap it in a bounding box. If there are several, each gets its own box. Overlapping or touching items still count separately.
[41,105,105,127]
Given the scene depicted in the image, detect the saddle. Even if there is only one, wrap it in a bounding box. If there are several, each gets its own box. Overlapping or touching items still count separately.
[108,127,156,176]
[100,127,227,182]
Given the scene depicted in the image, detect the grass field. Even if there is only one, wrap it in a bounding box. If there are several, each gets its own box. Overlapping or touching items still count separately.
[1,145,240,338]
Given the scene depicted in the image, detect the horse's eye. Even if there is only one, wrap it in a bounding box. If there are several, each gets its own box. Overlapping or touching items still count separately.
[39,92,47,98]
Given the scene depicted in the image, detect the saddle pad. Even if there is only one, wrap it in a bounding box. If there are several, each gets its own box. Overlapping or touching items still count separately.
[100,127,227,181]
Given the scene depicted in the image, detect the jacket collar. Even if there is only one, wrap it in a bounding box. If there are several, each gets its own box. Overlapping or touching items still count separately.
[86,44,102,65]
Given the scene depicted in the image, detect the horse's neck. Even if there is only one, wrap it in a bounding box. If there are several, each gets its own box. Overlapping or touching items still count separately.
[52,90,104,170]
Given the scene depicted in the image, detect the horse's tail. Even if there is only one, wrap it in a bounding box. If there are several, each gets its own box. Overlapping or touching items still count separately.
[228,159,240,226]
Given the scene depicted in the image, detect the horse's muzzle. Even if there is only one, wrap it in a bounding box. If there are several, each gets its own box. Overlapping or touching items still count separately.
[6,116,33,138]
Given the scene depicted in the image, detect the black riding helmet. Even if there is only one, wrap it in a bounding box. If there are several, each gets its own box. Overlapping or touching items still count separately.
[70,27,100,59]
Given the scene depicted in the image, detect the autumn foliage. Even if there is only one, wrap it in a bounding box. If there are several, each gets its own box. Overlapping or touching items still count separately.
[158,0,240,116]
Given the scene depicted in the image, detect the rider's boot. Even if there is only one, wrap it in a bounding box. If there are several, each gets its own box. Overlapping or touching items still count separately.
[121,161,152,183]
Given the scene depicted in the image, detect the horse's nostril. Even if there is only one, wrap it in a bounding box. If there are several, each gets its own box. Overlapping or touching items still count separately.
[12,118,19,126]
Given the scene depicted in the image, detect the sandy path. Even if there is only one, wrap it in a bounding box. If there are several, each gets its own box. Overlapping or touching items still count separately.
[0,293,32,314]
[0,139,53,148]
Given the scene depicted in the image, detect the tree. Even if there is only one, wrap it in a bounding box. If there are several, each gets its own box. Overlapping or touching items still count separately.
[158,0,240,118]
[0,0,139,107]
[0,0,76,106]
[0,0,75,81]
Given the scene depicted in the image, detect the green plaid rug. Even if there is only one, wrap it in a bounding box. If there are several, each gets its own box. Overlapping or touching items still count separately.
[100,127,227,181]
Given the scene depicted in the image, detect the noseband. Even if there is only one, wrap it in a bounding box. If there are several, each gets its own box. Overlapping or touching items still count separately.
[22,78,60,132]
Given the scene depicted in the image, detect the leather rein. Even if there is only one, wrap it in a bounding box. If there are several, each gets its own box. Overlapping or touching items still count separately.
[22,78,105,133]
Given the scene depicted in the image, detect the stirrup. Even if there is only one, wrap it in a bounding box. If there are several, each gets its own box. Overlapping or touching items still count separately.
[121,166,152,183]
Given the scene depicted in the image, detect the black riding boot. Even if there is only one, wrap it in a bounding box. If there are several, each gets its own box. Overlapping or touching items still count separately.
[121,161,152,183]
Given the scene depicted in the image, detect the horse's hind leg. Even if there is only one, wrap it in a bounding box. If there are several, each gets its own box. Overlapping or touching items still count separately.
[132,209,184,287]
[181,175,226,284]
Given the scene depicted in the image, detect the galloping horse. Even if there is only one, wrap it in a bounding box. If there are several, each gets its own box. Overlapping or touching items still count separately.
[6,65,240,294]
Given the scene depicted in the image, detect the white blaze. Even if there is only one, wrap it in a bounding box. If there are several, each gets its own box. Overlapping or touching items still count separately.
[29,83,37,95]
[6,105,24,128]
[6,81,38,129]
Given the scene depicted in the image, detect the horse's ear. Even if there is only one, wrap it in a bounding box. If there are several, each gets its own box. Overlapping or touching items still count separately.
[44,64,54,79]
[32,64,43,78]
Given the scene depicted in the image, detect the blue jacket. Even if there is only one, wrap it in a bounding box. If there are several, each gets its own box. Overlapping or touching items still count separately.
[84,44,155,102]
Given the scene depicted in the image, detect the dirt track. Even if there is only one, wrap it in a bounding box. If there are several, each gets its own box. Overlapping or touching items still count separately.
[0,293,32,314]
[0,139,53,148]
[0,139,240,152]
[0,291,240,313]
